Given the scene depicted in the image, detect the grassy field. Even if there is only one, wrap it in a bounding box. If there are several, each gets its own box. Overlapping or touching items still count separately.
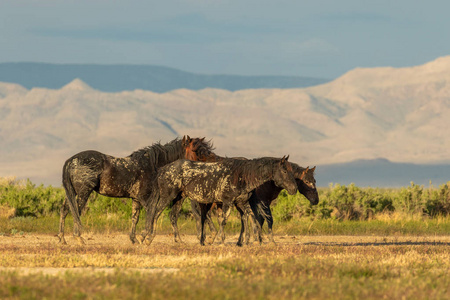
[1,178,450,299]
[0,233,449,299]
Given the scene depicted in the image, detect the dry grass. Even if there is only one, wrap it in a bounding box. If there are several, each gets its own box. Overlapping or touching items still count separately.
[0,233,449,299]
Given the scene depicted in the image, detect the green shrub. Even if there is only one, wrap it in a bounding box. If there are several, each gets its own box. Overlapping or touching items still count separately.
[0,180,64,217]
[1,177,450,223]
[322,184,393,220]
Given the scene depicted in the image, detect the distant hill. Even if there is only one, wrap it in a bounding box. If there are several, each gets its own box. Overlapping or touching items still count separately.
[318,159,450,187]
[0,62,329,92]
[1,56,450,186]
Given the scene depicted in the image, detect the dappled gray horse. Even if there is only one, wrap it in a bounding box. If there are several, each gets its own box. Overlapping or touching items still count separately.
[139,156,298,246]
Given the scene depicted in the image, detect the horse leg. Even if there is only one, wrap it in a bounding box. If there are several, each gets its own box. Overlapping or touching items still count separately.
[130,200,142,244]
[142,193,180,246]
[199,203,213,246]
[218,203,231,245]
[138,204,156,245]
[57,198,70,244]
[73,190,92,245]
[193,201,218,244]
[170,197,186,243]
[265,208,276,245]
[248,199,266,244]
[190,200,203,241]
[234,203,247,247]
[205,204,218,244]
[245,202,262,245]
[255,215,265,243]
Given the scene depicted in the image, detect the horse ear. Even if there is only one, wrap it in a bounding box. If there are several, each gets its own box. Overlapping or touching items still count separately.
[285,155,290,161]
[300,168,308,180]
[311,166,316,172]
[182,135,186,144]
[280,155,286,164]
[302,166,310,177]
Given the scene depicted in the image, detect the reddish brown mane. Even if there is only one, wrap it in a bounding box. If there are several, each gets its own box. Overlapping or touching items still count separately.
[182,135,217,162]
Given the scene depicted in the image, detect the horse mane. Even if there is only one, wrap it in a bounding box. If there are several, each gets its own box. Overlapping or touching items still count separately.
[227,157,280,186]
[186,138,218,162]
[128,136,218,173]
[128,138,185,172]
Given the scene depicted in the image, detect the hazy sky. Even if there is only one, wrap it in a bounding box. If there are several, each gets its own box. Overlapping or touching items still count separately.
[1,0,450,79]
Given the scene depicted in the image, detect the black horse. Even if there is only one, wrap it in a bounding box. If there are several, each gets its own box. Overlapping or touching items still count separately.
[139,156,298,246]
[58,136,216,245]
[169,163,318,245]
[248,164,318,244]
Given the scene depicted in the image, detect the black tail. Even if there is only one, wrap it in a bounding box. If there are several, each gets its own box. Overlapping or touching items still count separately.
[249,195,272,227]
[62,159,83,229]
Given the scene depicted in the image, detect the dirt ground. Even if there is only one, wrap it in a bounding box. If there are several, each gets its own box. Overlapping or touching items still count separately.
[2,232,450,248]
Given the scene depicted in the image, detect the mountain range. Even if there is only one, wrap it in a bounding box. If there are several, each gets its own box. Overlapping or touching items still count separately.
[0,62,329,93]
[1,56,450,186]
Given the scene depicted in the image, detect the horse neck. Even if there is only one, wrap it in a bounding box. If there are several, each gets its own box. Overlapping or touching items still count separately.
[292,163,307,179]
[240,160,274,192]
[129,139,185,172]
[255,181,282,204]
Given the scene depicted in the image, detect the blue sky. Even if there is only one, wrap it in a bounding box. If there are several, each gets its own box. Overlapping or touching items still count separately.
[1,0,450,79]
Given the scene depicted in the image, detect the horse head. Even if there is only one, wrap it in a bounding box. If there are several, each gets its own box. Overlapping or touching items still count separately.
[273,155,298,196]
[297,166,319,205]
[182,135,217,162]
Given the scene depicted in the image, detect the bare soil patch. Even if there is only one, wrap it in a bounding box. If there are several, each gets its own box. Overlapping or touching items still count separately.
[2,232,450,248]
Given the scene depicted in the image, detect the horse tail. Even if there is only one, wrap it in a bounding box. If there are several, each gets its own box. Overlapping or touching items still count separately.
[249,194,272,226]
[62,159,83,229]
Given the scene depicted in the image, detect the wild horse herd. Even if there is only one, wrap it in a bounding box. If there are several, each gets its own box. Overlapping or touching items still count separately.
[57,136,319,246]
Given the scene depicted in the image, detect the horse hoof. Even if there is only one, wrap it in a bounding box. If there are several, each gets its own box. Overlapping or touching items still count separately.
[205,237,215,245]
[57,237,67,245]
[136,236,144,244]
[143,238,152,246]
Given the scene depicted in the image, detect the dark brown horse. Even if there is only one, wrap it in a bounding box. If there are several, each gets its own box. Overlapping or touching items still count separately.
[138,156,298,246]
[58,136,216,245]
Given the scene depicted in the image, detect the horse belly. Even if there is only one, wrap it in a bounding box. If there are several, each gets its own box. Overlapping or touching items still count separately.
[184,175,232,204]
[97,170,135,198]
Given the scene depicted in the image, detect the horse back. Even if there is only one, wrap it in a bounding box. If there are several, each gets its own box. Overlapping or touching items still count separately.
[65,150,143,198]
[159,159,236,204]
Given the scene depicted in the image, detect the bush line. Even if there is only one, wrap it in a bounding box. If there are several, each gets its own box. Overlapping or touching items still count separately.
[1,177,450,221]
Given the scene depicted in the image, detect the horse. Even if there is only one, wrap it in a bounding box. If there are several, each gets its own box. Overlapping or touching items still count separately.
[167,152,248,244]
[170,163,318,245]
[58,135,216,245]
[248,164,318,244]
[138,156,298,246]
